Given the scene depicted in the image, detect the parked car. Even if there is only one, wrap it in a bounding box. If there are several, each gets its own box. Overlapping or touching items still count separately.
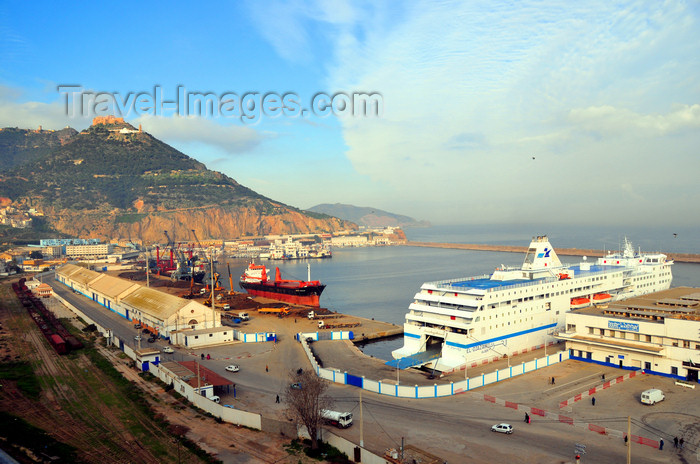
[225,365,240,372]
[162,346,174,354]
[147,337,156,343]
[134,335,142,341]
[223,404,235,409]
[290,382,302,390]
[210,396,220,404]
[491,423,513,434]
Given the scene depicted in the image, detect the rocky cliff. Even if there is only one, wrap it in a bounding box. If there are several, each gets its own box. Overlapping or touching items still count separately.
[0,119,355,242]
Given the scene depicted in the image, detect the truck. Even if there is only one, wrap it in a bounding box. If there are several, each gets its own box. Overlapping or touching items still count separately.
[238,312,250,321]
[259,307,290,316]
[307,311,315,319]
[640,389,665,405]
[321,409,353,428]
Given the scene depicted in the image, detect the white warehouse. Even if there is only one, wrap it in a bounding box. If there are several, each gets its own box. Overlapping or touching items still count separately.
[56,263,220,339]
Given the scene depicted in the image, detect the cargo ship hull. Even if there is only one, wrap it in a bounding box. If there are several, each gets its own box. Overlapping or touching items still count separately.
[239,281,325,306]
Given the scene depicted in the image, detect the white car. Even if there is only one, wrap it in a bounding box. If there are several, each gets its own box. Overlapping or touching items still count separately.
[491,423,513,434]
[225,365,240,372]
[162,346,174,354]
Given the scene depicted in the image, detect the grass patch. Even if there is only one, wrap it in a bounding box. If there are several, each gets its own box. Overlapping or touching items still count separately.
[84,345,221,462]
[115,213,147,224]
[0,410,81,462]
[0,362,41,399]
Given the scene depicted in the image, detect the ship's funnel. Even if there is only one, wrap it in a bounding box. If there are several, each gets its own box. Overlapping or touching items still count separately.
[522,236,562,270]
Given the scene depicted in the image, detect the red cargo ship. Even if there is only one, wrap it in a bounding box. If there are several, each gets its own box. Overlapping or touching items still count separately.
[239,263,325,307]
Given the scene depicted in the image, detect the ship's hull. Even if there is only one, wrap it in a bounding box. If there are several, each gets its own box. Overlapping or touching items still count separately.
[239,281,325,306]
[391,236,673,372]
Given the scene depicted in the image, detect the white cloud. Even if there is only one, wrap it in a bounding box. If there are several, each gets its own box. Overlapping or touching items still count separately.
[0,84,92,130]
[569,104,700,137]
[133,115,265,155]
[255,0,700,224]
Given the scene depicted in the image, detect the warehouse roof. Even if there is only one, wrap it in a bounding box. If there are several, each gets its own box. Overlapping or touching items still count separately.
[57,263,103,286]
[121,286,189,321]
[89,273,140,300]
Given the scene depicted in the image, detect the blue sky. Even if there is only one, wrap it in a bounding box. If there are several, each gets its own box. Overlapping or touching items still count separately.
[1,1,699,226]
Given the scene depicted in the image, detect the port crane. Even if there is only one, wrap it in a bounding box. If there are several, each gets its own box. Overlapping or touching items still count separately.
[227,263,236,295]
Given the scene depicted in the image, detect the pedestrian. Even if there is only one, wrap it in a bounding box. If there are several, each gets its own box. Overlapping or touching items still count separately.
[674,437,678,448]
[659,438,664,450]
[206,353,210,360]
[680,438,684,449]
[275,394,280,403]
[200,353,204,360]
[265,364,268,372]
[602,374,605,381]
[591,396,596,406]
[624,435,628,445]
[551,376,555,385]
[524,412,529,423]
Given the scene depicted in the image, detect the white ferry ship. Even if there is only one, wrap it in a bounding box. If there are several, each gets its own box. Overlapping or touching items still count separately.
[390,236,673,372]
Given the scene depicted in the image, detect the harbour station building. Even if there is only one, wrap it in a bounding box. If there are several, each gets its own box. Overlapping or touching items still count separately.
[56,263,220,339]
[556,287,700,382]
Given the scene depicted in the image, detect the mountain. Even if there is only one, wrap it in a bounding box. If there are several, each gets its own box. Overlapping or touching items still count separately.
[0,126,78,169]
[307,203,430,228]
[0,117,355,242]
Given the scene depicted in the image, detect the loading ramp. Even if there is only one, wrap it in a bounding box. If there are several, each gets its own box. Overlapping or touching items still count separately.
[385,349,441,369]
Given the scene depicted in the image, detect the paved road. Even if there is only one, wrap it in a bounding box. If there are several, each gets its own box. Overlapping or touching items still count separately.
[45,273,695,463]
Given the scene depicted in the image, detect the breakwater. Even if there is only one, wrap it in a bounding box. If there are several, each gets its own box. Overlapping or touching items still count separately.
[405,241,700,264]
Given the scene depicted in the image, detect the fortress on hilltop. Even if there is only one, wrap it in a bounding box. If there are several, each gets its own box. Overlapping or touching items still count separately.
[92,115,125,125]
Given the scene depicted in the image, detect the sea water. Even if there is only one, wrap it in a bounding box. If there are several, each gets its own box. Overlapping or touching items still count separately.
[226,225,700,360]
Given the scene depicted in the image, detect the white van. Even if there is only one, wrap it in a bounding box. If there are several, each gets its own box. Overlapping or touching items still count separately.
[640,389,664,405]
[210,395,221,404]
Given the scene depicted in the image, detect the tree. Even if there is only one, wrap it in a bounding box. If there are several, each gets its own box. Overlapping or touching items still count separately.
[29,250,43,259]
[284,369,333,451]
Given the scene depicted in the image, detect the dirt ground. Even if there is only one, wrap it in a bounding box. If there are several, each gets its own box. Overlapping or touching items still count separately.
[0,280,327,463]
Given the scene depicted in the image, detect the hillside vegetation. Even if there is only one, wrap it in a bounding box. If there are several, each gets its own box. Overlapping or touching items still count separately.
[0,121,354,242]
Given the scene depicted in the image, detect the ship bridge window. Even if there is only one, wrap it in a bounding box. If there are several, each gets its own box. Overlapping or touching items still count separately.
[524,247,537,264]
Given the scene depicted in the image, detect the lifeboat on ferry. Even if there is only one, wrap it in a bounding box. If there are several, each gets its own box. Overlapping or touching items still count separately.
[570,297,591,309]
[592,293,612,304]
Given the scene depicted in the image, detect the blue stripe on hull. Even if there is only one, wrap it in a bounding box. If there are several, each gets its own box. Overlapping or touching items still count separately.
[444,322,557,350]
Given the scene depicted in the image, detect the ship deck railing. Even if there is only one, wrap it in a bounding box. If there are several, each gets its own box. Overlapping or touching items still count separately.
[429,274,492,287]
[429,266,626,294]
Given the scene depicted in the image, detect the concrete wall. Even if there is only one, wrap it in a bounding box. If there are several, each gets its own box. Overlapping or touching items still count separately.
[300,337,570,398]
[325,431,389,464]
